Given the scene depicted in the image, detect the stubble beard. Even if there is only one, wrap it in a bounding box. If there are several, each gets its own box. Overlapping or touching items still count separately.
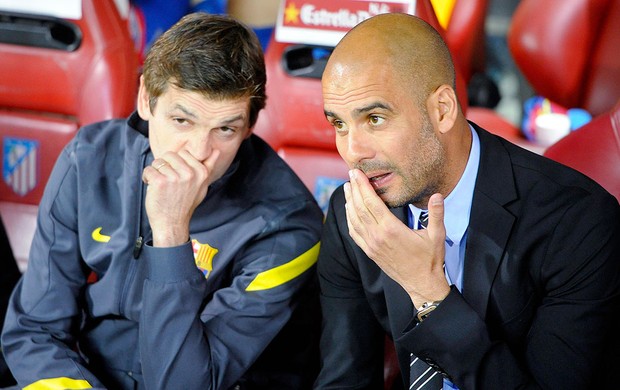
[383,120,446,208]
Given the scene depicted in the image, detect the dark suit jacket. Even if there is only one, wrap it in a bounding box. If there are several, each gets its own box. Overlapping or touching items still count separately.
[314,125,620,389]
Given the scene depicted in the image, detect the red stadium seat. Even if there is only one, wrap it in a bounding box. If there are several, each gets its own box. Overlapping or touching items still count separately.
[437,0,489,83]
[0,0,138,268]
[466,105,542,153]
[508,0,620,117]
[544,100,620,201]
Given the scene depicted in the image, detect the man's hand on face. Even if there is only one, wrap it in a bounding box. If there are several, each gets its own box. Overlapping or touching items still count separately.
[142,149,220,247]
[343,169,450,307]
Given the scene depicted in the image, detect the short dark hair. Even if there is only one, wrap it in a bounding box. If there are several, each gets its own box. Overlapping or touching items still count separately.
[142,13,267,127]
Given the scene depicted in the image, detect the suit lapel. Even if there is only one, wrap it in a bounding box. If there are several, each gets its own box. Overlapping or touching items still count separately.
[463,193,514,319]
[462,125,518,320]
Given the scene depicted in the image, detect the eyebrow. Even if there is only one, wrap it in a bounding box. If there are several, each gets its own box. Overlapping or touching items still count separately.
[217,114,246,127]
[324,109,338,119]
[171,104,198,120]
[353,102,393,117]
[171,105,246,126]
[324,101,393,120]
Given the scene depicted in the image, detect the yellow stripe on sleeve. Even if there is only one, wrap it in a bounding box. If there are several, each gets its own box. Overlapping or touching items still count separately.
[246,242,320,291]
[23,377,92,390]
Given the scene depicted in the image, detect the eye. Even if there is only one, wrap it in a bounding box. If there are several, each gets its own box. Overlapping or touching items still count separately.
[172,117,190,126]
[369,115,385,126]
[331,119,347,133]
[215,126,237,139]
[219,126,234,133]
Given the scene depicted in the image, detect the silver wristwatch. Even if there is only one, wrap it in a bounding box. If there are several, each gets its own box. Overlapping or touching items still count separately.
[415,300,442,323]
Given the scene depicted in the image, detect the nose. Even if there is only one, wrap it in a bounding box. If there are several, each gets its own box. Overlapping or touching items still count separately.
[338,127,375,166]
[187,132,213,162]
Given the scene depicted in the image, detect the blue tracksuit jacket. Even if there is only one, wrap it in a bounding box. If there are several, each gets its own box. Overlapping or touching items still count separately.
[2,112,324,389]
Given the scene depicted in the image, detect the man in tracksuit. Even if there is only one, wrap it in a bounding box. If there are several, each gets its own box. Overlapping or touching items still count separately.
[2,13,323,389]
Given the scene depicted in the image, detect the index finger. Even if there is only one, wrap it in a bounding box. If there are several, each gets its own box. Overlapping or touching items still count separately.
[176,149,221,179]
[349,169,390,224]
[204,149,220,173]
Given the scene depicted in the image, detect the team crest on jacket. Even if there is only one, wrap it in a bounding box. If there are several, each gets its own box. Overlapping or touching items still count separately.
[192,239,219,280]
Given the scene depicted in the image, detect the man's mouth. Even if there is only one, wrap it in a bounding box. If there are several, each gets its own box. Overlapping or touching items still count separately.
[366,172,393,189]
[369,173,389,182]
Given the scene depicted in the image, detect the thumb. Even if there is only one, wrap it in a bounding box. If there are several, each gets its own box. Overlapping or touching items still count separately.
[427,193,446,244]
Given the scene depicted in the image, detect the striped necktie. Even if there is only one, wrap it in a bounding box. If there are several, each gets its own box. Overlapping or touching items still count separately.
[409,353,443,389]
[418,210,429,229]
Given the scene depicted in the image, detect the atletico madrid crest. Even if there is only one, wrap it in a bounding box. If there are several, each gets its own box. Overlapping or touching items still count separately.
[192,239,219,280]
[3,137,39,197]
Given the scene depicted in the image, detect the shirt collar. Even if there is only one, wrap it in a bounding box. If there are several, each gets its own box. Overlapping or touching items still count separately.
[408,125,480,245]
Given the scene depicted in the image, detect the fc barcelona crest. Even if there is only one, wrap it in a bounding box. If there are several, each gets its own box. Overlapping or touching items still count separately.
[192,239,219,280]
[3,137,39,197]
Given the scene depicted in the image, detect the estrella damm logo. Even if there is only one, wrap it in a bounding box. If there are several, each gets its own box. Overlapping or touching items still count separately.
[192,239,219,280]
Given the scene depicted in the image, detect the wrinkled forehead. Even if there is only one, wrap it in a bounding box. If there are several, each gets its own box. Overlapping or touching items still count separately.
[322,51,402,99]
[322,64,409,120]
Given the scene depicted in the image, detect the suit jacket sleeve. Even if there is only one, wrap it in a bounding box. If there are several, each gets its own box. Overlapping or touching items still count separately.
[314,187,385,389]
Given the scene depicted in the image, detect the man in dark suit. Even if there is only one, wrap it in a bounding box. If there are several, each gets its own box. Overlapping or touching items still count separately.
[314,13,620,390]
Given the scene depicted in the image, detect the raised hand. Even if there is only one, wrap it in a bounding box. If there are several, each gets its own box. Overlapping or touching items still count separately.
[142,149,220,247]
[344,168,450,306]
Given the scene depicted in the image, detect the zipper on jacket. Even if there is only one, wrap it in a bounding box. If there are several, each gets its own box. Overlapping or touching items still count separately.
[119,152,149,315]
[133,236,144,259]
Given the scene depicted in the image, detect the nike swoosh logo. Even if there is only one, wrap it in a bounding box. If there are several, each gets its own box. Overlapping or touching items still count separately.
[92,227,111,243]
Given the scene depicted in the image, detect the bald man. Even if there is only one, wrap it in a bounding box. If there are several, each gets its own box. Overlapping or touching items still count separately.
[314,13,620,390]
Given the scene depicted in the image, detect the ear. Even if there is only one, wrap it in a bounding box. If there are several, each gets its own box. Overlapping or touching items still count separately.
[244,126,254,140]
[136,75,152,121]
[427,84,458,135]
